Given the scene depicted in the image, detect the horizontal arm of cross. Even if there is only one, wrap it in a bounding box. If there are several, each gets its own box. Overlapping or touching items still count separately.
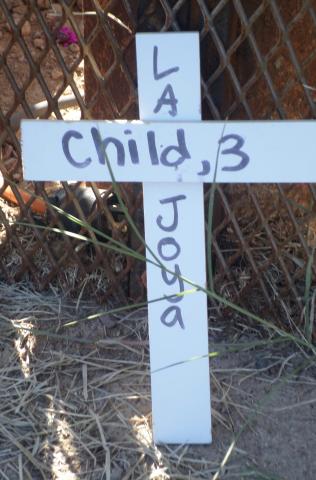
[22,119,316,183]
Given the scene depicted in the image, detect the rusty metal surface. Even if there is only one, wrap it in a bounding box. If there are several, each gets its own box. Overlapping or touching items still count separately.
[0,0,315,320]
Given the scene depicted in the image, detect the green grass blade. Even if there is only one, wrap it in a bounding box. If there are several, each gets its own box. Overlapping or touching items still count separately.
[304,247,315,342]
[207,122,226,292]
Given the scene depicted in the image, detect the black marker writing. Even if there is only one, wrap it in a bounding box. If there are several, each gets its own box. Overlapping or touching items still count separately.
[62,127,249,176]
[158,237,181,261]
[219,134,250,171]
[153,45,179,80]
[161,305,185,329]
[160,129,190,167]
[124,129,140,165]
[153,45,179,117]
[62,130,92,168]
[162,265,185,303]
[156,193,186,329]
[63,127,192,170]
[198,160,211,176]
[147,131,159,165]
[91,127,126,166]
[156,194,186,232]
[154,83,178,117]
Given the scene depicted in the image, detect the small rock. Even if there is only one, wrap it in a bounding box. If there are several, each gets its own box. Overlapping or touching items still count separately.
[33,37,46,50]
[274,57,283,70]
[21,20,31,37]
[51,68,63,80]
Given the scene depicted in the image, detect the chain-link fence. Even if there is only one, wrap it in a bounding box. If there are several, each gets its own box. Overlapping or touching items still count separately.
[0,0,316,328]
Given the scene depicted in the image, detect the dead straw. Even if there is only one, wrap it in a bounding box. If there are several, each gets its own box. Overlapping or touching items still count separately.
[0,281,315,479]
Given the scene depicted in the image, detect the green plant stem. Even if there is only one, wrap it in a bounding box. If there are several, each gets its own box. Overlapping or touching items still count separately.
[207,122,226,292]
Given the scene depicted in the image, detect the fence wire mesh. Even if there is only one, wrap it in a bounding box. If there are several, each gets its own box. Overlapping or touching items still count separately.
[0,0,316,327]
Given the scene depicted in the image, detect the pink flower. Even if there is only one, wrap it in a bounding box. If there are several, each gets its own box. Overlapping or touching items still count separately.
[57,26,78,47]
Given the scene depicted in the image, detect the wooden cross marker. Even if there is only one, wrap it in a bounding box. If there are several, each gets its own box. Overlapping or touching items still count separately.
[22,32,316,444]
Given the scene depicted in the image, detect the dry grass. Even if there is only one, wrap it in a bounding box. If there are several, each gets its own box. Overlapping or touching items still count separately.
[0,282,316,479]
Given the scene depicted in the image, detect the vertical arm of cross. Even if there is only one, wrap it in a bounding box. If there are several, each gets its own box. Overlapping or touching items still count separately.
[20,29,316,449]
[136,33,212,444]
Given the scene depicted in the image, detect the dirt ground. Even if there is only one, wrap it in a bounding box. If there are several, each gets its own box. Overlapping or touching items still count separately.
[0,282,315,480]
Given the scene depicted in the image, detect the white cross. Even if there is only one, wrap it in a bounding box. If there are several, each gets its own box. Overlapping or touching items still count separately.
[22,32,316,444]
